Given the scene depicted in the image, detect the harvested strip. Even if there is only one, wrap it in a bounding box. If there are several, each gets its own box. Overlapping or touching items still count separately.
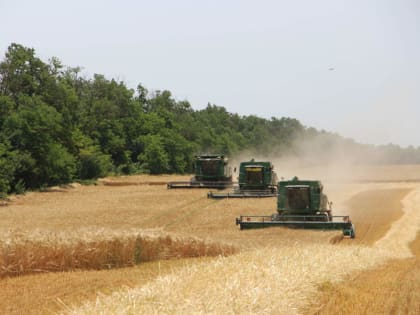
[374,188,420,257]
[342,188,410,245]
[69,244,390,315]
[0,257,214,315]
[304,188,420,314]
[304,233,420,315]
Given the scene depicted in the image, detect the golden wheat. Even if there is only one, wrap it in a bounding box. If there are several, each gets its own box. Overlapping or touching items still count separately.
[69,185,420,315]
[374,188,420,257]
[1,171,419,314]
[305,233,420,315]
[0,228,236,278]
[69,243,392,315]
[99,174,190,186]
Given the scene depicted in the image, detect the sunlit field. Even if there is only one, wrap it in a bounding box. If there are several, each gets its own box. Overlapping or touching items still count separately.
[0,164,419,314]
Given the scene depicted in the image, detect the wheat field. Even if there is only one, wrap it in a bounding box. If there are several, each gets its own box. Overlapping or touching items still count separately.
[0,164,419,314]
[0,229,236,278]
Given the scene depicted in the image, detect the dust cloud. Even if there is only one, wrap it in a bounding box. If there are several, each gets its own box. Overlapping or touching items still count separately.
[230,132,420,184]
[229,134,420,215]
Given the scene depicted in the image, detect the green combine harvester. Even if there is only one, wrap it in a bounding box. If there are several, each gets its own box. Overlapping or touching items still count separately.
[167,155,233,189]
[235,176,355,238]
[208,159,278,198]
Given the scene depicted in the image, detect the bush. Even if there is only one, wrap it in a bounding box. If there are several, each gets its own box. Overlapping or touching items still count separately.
[79,149,113,179]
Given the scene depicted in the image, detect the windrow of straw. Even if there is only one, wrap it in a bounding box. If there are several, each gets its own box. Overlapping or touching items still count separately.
[0,229,237,278]
[99,180,168,186]
[98,174,189,186]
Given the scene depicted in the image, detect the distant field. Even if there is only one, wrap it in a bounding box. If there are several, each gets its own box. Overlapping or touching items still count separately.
[278,163,420,183]
[0,164,419,314]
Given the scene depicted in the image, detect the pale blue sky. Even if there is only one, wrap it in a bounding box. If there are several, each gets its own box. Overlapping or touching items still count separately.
[1,0,419,147]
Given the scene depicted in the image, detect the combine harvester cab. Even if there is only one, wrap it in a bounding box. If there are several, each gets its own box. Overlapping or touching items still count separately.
[208,159,278,198]
[167,155,233,189]
[235,176,355,238]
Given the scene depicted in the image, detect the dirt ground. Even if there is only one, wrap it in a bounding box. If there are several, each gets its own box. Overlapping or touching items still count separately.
[0,165,419,314]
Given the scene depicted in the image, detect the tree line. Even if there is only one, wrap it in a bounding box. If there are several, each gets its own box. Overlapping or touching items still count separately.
[1,43,419,196]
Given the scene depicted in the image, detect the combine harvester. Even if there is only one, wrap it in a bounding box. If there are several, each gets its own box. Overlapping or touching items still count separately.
[208,159,278,198]
[167,155,233,189]
[235,177,355,238]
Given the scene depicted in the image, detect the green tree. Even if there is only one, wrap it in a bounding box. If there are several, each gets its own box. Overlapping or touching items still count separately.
[2,42,420,194]
[2,96,75,187]
[137,135,169,174]
[0,141,16,196]
[0,43,53,101]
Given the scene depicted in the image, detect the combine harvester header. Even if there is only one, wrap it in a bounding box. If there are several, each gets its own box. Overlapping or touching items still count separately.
[208,159,278,198]
[167,155,233,189]
[236,177,355,238]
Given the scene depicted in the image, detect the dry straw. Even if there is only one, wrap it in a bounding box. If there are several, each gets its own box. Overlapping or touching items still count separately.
[69,244,390,315]
[374,188,420,258]
[0,228,236,278]
[69,186,420,315]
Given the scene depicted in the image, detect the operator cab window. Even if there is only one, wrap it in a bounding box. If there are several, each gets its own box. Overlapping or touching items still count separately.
[286,186,310,210]
[246,167,263,184]
[201,160,218,175]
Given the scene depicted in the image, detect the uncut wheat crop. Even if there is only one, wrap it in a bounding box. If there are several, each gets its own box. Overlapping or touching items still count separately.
[0,228,236,278]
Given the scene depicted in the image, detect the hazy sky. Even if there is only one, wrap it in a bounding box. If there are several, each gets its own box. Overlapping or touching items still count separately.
[1,0,419,147]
